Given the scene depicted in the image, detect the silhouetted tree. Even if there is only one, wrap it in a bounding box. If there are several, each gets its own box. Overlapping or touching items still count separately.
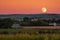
[0,18,14,28]
[23,17,31,22]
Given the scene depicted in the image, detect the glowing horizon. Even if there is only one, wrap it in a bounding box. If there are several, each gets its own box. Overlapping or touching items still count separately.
[0,0,60,14]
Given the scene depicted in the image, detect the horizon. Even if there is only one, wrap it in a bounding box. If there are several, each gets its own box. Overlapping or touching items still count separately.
[0,13,60,15]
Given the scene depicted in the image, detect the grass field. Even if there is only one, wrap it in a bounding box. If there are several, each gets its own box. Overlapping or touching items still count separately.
[0,33,60,40]
[0,26,60,40]
[0,29,60,33]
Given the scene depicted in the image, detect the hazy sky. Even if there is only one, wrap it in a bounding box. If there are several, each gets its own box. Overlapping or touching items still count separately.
[0,0,60,14]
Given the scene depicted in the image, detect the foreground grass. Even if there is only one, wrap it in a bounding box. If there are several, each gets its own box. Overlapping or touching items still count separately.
[0,29,60,40]
[0,34,60,40]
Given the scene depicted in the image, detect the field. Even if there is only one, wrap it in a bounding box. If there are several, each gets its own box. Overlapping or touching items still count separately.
[0,26,60,40]
[0,34,60,40]
[22,26,60,29]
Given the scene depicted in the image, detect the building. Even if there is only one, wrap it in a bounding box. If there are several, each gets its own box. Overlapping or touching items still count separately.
[49,22,56,26]
[11,23,21,28]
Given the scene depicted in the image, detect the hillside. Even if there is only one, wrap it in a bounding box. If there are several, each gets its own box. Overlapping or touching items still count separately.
[0,14,60,19]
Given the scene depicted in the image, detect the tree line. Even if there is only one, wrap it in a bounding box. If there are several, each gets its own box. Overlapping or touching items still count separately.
[0,17,60,28]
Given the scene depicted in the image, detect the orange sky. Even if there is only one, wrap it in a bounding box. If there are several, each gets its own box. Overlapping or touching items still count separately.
[0,0,60,14]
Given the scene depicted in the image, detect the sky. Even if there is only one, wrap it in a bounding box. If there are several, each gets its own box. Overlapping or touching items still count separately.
[0,0,60,14]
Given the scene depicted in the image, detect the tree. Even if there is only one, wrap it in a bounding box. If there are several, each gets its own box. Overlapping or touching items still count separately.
[23,17,31,22]
[0,18,14,28]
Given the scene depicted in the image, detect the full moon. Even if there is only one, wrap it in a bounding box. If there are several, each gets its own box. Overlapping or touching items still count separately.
[42,7,47,13]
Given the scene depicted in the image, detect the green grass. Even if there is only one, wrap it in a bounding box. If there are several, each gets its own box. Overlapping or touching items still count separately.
[0,29,60,40]
[0,29,60,33]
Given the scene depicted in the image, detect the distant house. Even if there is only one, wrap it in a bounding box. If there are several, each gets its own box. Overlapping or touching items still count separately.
[49,22,56,26]
[11,23,21,28]
[31,19,38,21]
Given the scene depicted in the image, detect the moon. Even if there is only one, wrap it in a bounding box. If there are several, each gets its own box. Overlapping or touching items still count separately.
[42,7,47,13]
